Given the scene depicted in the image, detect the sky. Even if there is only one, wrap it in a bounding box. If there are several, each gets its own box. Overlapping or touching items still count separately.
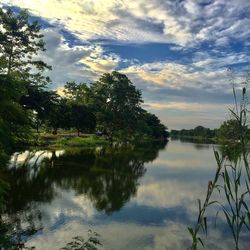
[1,0,250,129]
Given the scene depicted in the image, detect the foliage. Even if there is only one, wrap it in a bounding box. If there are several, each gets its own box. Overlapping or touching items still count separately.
[45,97,72,134]
[90,71,168,141]
[69,104,96,136]
[217,119,244,143]
[0,7,51,152]
[141,110,169,139]
[90,71,143,141]
[0,7,51,79]
[188,73,250,249]
[171,126,216,139]
[0,74,31,151]
[64,82,92,106]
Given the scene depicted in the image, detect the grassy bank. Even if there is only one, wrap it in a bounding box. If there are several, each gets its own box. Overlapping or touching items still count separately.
[30,131,169,149]
[32,133,109,148]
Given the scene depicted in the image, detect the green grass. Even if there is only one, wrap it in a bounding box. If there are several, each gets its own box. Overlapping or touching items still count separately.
[48,135,108,148]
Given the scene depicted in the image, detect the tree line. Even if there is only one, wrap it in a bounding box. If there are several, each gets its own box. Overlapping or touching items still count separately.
[171,120,250,143]
[0,7,168,156]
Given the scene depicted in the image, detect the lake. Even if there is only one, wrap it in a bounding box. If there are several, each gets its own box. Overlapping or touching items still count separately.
[1,140,250,249]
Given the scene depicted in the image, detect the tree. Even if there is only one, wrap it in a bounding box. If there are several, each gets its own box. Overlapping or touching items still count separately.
[70,104,96,136]
[20,88,59,134]
[141,110,169,139]
[0,7,50,152]
[217,119,245,142]
[46,98,71,134]
[0,8,51,79]
[91,71,143,141]
[0,75,30,151]
[62,82,96,135]
[64,81,92,106]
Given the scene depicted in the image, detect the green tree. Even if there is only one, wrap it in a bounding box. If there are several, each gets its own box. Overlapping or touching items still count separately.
[69,104,96,136]
[141,110,169,139]
[217,119,244,142]
[0,74,30,152]
[46,98,72,134]
[63,82,96,135]
[64,81,92,105]
[0,7,51,152]
[91,71,143,141]
[0,7,51,78]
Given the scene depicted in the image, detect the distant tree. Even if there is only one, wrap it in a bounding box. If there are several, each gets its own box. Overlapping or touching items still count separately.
[46,98,72,134]
[142,111,169,139]
[70,104,96,136]
[62,82,96,135]
[170,126,216,139]
[20,88,59,134]
[64,82,91,105]
[91,71,143,141]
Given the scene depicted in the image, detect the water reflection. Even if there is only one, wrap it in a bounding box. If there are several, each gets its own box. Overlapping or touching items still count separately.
[0,141,167,249]
[2,140,249,250]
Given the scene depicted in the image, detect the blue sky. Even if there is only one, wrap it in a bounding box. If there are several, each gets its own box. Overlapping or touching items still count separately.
[1,0,250,129]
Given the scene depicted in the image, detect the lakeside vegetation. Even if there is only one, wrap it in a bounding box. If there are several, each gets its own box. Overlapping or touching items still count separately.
[171,126,217,141]
[0,7,168,160]
[171,119,250,144]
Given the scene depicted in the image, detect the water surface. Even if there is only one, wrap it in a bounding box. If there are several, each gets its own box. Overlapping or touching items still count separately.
[2,140,250,249]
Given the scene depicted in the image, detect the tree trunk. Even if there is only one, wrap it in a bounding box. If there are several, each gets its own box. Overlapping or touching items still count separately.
[52,128,57,135]
[36,123,40,135]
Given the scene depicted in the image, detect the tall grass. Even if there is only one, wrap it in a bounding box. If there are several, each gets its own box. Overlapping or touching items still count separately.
[188,71,250,249]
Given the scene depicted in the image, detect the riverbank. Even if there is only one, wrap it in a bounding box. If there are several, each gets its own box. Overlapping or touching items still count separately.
[30,132,168,149]
[170,135,217,144]
[32,133,109,148]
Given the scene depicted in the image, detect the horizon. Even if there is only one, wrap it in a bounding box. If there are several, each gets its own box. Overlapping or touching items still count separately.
[1,0,249,129]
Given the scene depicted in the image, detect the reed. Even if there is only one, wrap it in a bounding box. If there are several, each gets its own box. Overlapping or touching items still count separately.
[188,71,250,249]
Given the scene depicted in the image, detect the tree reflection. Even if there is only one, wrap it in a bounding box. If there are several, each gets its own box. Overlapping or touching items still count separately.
[0,141,167,248]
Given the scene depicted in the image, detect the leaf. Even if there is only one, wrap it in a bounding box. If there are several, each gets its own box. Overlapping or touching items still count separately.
[198,237,205,248]
[187,227,194,237]
[223,210,236,241]
[204,217,207,236]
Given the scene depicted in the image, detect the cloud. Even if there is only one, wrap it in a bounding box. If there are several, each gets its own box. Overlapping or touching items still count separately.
[37,28,120,87]
[145,102,228,112]
[3,0,249,46]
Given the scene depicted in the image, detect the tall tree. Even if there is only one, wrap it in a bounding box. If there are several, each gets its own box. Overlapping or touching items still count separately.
[0,7,51,152]
[64,81,91,105]
[91,71,143,141]
[0,7,51,79]
[46,98,72,135]
[0,75,30,151]
[70,104,96,136]
[141,110,169,139]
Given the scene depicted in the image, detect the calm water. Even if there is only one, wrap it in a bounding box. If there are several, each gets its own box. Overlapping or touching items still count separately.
[2,140,250,249]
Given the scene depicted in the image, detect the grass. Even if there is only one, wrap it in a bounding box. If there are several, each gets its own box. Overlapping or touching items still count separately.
[35,133,109,148]
[51,136,108,147]
[188,71,250,249]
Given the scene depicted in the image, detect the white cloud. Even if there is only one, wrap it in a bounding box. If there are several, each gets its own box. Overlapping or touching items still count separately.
[2,0,249,46]
[38,28,120,87]
[122,60,229,91]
